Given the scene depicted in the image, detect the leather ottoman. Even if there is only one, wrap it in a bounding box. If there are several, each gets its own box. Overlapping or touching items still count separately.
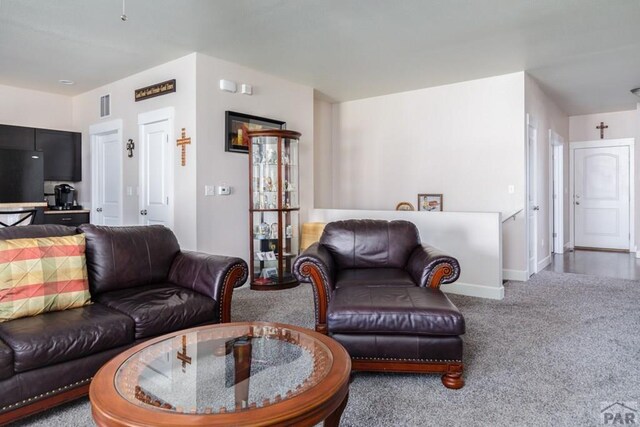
[327,285,465,388]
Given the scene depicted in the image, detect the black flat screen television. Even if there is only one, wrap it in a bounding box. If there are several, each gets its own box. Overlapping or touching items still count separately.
[0,149,44,203]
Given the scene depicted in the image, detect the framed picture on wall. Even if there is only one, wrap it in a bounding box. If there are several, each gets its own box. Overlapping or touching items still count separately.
[418,194,443,212]
[225,111,286,153]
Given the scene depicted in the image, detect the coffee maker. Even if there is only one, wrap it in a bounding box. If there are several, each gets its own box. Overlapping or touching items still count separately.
[53,184,75,210]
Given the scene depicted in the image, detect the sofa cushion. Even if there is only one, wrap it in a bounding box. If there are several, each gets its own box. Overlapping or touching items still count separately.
[320,219,420,269]
[0,225,77,240]
[327,286,465,336]
[0,339,13,380]
[336,268,416,288]
[0,234,92,323]
[94,284,217,339]
[0,343,132,410]
[0,304,134,373]
[79,224,180,295]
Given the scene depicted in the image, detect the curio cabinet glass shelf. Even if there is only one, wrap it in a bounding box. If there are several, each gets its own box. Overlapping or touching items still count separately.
[248,130,301,290]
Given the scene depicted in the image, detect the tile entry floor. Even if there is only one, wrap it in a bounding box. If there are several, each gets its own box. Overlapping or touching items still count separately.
[545,249,640,281]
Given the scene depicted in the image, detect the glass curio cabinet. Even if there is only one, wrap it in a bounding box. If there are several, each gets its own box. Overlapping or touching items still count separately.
[248,130,300,290]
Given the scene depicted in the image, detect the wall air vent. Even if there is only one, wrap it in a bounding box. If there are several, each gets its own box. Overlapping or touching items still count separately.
[100,94,111,118]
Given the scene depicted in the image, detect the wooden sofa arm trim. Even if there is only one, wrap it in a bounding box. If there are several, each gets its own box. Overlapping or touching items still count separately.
[298,261,331,334]
[219,263,248,323]
[427,263,456,288]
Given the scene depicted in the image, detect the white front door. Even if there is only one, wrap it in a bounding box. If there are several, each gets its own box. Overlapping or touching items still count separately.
[90,120,123,225]
[139,110,173,227]
[574,145,630,250]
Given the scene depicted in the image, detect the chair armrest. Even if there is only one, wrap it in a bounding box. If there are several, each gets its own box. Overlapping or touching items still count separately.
[406,244,461,288]
[293,242,336,334]
[168,251,248,323]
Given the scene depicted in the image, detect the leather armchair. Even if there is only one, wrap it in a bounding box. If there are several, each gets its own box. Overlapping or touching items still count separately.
[293,219,465,389]
[293,219,460,333]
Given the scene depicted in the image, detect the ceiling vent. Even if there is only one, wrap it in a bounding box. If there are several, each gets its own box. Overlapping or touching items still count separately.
[100,94,111,118]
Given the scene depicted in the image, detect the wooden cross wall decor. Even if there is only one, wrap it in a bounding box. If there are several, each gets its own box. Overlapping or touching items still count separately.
[596,122,608,139]
[176,128,191,166]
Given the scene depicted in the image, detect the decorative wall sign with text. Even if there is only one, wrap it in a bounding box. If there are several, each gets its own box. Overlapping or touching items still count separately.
[134,79,176,102]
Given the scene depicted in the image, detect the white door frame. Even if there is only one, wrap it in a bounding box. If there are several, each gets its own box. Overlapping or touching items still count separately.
[138,107,174,228]
[569,138,635,251]
[549,130,564,254]
[90,119,124,225]
[526,114,538,277]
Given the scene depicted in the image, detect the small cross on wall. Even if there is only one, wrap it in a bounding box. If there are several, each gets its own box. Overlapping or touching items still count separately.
[176,128,191,166]
[596,122,608,139]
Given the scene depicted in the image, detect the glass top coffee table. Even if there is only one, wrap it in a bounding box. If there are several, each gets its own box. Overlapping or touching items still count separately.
[90,322,351,426]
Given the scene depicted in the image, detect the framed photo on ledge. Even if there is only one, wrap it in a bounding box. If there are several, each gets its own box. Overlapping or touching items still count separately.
[225,111,285,153]
[418,194,443,212]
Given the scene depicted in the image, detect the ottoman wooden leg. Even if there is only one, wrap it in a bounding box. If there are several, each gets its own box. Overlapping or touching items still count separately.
[441,363,464,389]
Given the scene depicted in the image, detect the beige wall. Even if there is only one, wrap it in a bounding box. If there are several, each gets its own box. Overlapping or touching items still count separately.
[569,110,637,142]
[72,54,198,248]
[195,54,314,261]
[0,84,74,131]
[525,75,570,269]
[323,72,526,270]
[313,98,333,208]
[569,108,639,252]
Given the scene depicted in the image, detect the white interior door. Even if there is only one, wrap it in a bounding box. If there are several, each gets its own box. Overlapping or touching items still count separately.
[550,131,564,254]
[574,145,630,250]
[139,110,173,228]
[91,120,123,225]
[527,115,538,276]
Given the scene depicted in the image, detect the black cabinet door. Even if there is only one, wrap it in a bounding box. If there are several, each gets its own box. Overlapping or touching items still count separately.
[35,129,82,181]
[0,125,35,150]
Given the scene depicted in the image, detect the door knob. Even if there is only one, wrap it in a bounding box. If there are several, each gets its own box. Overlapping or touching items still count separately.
[576,201,580,205]
[140,209,147,215]
[533,206,540,211]
[96,207,103,212]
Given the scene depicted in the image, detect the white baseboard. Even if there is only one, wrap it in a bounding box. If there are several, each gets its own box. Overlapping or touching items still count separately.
[537,255,551,271]
[636,251,640,259]
[441,282,504,300]
[503,269,528,282]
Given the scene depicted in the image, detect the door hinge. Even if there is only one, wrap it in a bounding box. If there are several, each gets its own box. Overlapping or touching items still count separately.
[553,233,557,238]
[166,196,169,205]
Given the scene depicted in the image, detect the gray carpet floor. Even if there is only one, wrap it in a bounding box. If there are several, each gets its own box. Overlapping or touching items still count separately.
[12,270,640,426]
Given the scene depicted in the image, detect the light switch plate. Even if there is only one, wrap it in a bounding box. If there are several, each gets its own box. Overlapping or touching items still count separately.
[204,185,215,196]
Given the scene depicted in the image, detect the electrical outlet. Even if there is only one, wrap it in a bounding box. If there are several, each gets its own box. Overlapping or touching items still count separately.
[204,185,215,196]
[508,185,515,194]
[126,186,133,196]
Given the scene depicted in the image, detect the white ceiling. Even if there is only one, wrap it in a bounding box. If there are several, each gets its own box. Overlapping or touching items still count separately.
[1,0,640,115]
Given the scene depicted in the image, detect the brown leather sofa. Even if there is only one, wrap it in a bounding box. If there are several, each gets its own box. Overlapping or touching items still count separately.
[293,219,465,388]
[0,224,248,424]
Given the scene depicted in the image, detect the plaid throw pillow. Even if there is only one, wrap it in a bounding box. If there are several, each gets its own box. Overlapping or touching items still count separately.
[0,234,92,323]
